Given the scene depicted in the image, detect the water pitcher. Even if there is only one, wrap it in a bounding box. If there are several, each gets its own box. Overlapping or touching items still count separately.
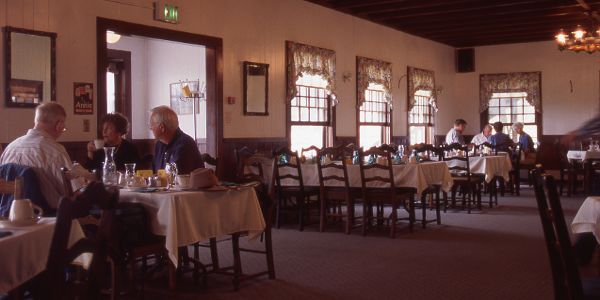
[103,146,119,185]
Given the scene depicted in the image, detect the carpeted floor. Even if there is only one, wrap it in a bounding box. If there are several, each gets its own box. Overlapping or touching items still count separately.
[139,187,587,300]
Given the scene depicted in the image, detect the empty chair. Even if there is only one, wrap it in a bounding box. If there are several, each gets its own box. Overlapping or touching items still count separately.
[316,146,356,234]
[201,153,219,175]
[531,168,600,299]
[0,163,49,216]
[442,143,483,213]
[412,144,444,227]
[272,147,319,231]
[358,147,416,238]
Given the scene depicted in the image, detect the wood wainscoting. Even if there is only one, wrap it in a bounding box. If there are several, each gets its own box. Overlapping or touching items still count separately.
[220,138,287,181]
[61,139,156,170]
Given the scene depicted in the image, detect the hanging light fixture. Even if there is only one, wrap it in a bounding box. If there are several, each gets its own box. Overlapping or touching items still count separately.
[555,23,600,53]
[106,31,121,44]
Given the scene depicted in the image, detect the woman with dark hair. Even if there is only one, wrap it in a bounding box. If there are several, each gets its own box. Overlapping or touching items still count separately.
[84,113,140,171]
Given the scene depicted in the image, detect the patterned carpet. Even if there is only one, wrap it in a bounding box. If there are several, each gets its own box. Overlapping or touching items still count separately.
[139,187,587,300]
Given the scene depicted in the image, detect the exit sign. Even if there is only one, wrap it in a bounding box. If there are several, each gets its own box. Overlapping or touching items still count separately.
[154,1,179,24]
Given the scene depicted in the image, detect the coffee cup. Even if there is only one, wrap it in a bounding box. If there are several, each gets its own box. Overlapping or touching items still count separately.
[9,199,43,224]
[176,174,191,189]
[94,139,105,150]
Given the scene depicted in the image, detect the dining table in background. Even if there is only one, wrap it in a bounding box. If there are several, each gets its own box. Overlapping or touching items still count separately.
[445,154,512,183]
[0,218,90,293]
[567,150,600,162]
[571,196,600,243]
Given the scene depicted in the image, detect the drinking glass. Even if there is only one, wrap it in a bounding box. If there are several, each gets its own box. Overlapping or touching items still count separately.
[124,163,136,186]
[165,162,178,188]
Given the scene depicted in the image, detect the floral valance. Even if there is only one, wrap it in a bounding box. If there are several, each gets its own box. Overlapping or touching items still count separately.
[407,66,437,111]
[479,72,542,113]
[286,41,336,104]
[357,56,392,108]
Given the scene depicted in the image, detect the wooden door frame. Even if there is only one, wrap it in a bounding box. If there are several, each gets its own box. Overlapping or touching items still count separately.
[96,17,223,159]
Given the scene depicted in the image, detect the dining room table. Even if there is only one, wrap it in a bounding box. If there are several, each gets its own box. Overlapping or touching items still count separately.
[118,186,266,268]
[444,154,512,183]
[0,218,90,293]
[261,160,454,196]
[567,150,600,162]
[571,196,600,243]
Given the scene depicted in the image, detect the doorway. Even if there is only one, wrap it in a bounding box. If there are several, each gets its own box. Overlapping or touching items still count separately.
[96,18,223,160]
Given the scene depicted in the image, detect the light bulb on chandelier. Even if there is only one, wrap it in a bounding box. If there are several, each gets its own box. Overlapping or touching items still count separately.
[555,24,600,54]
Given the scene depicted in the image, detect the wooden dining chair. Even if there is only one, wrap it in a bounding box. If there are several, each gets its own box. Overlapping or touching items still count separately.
[531,168,600,300]
[442,143,483,213]
[272,147,319,231]
[358,147,416,238]
[316,146,357,234]
[478,142,502,207]
[301,145,320,161]
[412,144,444,228]
[201,153,219,176]
[42,182,119,300]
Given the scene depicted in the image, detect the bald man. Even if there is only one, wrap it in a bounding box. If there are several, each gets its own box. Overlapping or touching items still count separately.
[149,106,204,174]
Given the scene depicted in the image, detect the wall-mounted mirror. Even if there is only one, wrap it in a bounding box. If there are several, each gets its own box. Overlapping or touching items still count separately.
[4,26,56,108]
[243,61,268,116]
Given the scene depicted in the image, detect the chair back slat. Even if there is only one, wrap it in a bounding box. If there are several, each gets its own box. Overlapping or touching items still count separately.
[358,147,395,189]
[413,143,444,161]
[531,168,584,300]
[273,147,305,190]
[442,143,472,180]
[301,145,320,160]
[316,146,350,190]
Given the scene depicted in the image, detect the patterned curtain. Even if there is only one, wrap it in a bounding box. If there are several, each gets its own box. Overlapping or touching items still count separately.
[286,41,336,104]
[407,66,436,111]
[479,72,542,113]
[356,56,392,108]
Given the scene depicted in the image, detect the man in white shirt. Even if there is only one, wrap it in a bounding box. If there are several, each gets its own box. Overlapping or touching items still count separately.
[471,124,493,145]
[0,102,82,208]
[445,119,467,145]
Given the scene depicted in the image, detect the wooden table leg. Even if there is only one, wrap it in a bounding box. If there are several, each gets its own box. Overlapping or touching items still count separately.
[168,261,176,289]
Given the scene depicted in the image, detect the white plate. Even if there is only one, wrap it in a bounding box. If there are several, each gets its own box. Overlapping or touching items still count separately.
[0,217,41,228]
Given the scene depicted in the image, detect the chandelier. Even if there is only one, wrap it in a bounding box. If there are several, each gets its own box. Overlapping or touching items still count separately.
[555,25,600,53]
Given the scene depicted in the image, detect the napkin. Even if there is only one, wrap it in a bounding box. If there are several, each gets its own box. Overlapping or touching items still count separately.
[190,168,219,189]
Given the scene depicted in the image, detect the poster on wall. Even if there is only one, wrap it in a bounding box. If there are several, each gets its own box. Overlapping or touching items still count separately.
[74,82,93,115]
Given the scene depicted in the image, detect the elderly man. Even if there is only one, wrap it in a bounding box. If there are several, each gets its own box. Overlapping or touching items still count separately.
[150,106,204,174]
[471,124,492,145]
[445,119,467,145]
[0,102,82,209]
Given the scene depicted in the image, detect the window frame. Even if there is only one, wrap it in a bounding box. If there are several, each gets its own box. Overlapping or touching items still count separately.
[356,86,392,148]
[481,92,542,143]
[407,91,435,145]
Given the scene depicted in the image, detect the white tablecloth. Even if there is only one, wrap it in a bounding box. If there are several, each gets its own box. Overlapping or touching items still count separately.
[445,155,512,183]
[0,218,89,293]
[572,196,600,243]
[119,187,266,266]
[276,162,453,196]
[567,150,600,161]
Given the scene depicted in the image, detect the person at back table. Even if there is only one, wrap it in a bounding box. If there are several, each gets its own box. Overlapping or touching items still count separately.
[489,122,513,151]
[445,119,467,145]
[84,112,139,172]
[471,124,493,145]
[149,106,204,174]
[0,102,84,209]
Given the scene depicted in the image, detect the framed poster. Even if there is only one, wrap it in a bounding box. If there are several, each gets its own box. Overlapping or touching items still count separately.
[9,79,43,105]
[74,82,93,115]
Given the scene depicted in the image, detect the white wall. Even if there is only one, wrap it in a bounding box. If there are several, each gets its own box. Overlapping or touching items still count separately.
[0,0,455,143]
[455,41,600,135]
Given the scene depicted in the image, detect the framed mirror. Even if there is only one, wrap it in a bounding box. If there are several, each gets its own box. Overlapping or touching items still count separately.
[243,61,268,116]
[4,26,56,108]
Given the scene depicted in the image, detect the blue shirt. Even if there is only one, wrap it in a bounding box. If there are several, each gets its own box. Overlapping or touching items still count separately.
[518,133,534,152]
[490,132,512,151]
[153,128,204,175]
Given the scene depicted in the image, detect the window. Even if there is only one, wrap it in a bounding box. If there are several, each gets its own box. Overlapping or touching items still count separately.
[358,83,390,148]
[106,71,116,114]
[290,73,331,152]
[487,92,539,145]
[408,90,435,145]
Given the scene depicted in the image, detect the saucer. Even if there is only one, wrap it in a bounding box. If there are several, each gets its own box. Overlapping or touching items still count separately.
[0,216,40,228]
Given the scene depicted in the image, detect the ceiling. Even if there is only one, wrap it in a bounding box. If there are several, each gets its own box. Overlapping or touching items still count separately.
[305,0,600,48]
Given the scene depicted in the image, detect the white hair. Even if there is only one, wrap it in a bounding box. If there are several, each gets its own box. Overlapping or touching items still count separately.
[35,102,66,125]
[150,105,179,132]
[512,122,524,130]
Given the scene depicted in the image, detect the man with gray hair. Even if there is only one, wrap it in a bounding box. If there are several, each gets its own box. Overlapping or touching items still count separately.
[149,105,204,174]
[0,102,82,208]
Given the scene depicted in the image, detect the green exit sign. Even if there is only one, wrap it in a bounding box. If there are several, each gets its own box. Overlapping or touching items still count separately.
[154,1,180,24]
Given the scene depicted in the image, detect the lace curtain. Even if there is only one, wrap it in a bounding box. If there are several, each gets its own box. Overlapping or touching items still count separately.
[479,72,542,113]
[356,56,392,108]
[407,67,437,111]
[286,41,336,104]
